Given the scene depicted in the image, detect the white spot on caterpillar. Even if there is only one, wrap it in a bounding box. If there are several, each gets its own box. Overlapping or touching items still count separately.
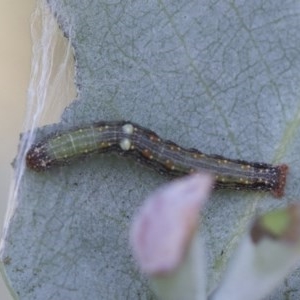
[41,160,48,168]
[122,123,134,135]
[120,138,131,151]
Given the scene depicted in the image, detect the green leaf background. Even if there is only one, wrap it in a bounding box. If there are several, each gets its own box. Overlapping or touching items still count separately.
[2,0,300,299]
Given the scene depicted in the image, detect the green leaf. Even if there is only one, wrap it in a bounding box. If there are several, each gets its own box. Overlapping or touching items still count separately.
[2,0,300,299]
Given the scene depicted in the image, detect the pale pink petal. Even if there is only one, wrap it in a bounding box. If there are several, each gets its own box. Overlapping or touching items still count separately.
[130,173,213,275]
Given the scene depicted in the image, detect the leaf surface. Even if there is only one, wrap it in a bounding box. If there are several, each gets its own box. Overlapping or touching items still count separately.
[2,0,300,299]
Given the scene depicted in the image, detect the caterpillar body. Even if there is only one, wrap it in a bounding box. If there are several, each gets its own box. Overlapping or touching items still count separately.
[26,121,288,197]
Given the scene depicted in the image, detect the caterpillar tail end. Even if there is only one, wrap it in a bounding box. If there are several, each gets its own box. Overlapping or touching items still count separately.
[26,144,51,172]
[271,164,288,198]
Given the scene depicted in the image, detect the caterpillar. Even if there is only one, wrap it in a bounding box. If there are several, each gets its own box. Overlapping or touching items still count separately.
[26,120,288,197]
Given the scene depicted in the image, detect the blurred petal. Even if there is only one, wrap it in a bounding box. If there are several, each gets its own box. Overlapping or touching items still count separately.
[211,204,300,300]
[151,235,206,300]
[130,173,213,275]
[251,203,300,244]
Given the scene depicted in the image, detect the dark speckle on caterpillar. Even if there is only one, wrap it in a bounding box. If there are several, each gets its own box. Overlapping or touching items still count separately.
[26,120,288,198]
